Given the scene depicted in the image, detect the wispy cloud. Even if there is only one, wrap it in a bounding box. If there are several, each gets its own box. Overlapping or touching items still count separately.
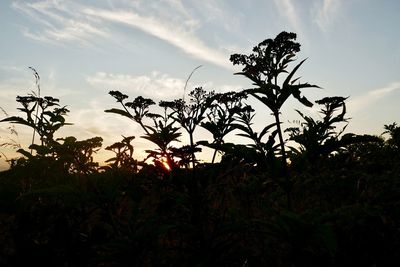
[274,0,301,31]
[313,0,342,32]
[83,8,232,70]
[347,82,400,113]
[273,0,309,45]
[191,0,241,33]
[12,0,234,70]
[274,0,306,36]
[12,1,109,46]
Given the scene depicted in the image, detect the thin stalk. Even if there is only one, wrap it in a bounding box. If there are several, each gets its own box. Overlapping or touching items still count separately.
[274,111,292,210]
[274,73,292,209]
[120,101,151,136]
[30,104,40,152]
[274,112,287,166]
[183,65,202,102]
[30,67,41,154]
[211,148,218,163]
[189,132,196,170]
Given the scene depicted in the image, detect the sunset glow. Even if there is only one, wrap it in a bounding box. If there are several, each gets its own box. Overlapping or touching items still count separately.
[160,156,172,172]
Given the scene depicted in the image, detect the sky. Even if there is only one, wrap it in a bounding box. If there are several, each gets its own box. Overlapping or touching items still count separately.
[1,0,399,169]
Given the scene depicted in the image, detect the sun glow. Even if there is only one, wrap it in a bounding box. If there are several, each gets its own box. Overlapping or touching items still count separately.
[160,156,171,171]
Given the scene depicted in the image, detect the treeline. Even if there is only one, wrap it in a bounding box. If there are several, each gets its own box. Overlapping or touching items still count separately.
[0,32,399,266]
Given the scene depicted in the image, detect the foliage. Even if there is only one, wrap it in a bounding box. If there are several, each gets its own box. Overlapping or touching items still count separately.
[1,93,103,176]
[106,91,182,170]
[383,122,400,149]
[230,31,320,209]
[1,32,399,267]
[230,31,320,163]
[286,96,379,161]
[199,91,247,162]
[160,87,214,168]
[104,135,138,172]
[1,96,70,146]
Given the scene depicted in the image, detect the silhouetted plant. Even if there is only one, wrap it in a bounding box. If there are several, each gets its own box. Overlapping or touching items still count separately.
[104,135,137,172]
[286,96,348,160]
[27,67,41,150]
[230,32,318,162]
[169,145,199,168]
[106,91,154,135]
[383,122,400,149]
[0,95,73,171]
[1,96,70,149]
[160,87,214,169]
[142,108,181,170]
[286,96,377,162]
[0,70,104,175]
[1,96,103,174]
[230,31,320,208]
[233,104,279,168]
[0,107,22,167]
[200,91,247,163]
[1,33,400,267]
[106,91,181,170]
[52,136,103,174]
[0,107,21,149]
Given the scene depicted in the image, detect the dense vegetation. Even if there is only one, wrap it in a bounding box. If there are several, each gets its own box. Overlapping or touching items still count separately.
[1,32,399,266]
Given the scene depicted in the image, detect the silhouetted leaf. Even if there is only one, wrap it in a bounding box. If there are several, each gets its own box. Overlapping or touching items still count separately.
[105,108,133,119]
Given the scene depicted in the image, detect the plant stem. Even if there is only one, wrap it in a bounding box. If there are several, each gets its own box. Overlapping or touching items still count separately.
[274,111,292,210]
[211,148,217,164]
[189,132,196,170]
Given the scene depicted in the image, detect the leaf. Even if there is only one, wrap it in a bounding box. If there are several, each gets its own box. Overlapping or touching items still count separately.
[236,133,254,139]
[248,91,276,111]
[200,121,218,134]
[29,144,51,155]
[259,122,278,139]
[0,116,33,128]
[283,58,307,88]
[105,108,133,119]
[266,130,278,148]
[231,123,250,134]
[290,86,316,107]
[16,148,33,158]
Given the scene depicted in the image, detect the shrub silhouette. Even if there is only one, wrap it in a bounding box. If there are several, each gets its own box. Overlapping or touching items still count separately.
[230,31,320,209]
[0,32,399,267]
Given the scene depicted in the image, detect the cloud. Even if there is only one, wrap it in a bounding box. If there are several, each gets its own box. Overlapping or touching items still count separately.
[274,0,300,31]
[273,0,306,36]
[0,70,36,101]
[273,0,309,45]
[313,0,342,32]
[86,70,243,100]
[86,71,186,100]
[347,82,400,113]
[12,1,109,46]
[12,0,234,70]
[0,65,24,73]
[83,8,233,70]
[190,0,241,33]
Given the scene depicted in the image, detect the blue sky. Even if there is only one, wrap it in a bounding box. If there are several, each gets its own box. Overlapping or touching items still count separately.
[1,0,399,169]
